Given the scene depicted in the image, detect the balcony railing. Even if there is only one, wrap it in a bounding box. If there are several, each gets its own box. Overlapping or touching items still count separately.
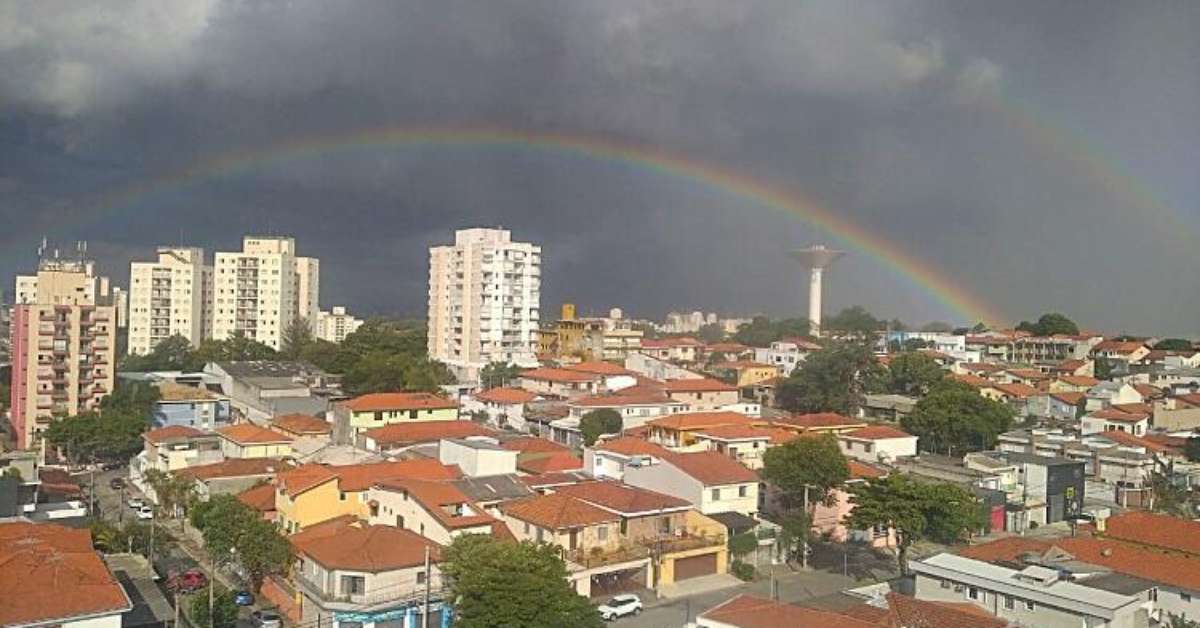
[293,573,447,610]
[638,530,727,555]
[564,545,651,570]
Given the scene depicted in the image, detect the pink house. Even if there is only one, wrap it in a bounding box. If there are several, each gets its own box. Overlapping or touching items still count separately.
[771,460,898,549]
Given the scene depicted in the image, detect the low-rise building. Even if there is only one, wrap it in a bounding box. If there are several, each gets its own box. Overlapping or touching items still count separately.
[517,367,603,399]
[268,413,333,439]
[216,423,294,459]
[584,437,672,481]
[1081,408,1151,436]
[438,438,518,477]
[753,338,822,376]
[367,478,498,545]
[360,421,497,453]
[567,387,689,430]
[837,426,918,464]
[152,382,231,429]
[623,451,759,515]
[205,360,342,423]
[332,392,460,444]
[468,387,538,431]
[690,425,796,470]
[661,378,739,411]
[645,411,756,448]
[130,425,223,494]
[177,457,285,500]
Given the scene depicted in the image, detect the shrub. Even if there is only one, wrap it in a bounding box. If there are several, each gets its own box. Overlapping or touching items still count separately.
[730,560,756,581]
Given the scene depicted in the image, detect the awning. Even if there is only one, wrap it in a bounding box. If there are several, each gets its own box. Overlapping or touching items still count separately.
[706,511,758,534]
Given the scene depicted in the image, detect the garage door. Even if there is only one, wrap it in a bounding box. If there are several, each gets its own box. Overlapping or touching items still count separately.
[673,553,718,581]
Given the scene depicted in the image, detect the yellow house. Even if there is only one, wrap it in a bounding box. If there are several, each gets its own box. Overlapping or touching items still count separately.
[216,424,294,459]
[710,361,778,388]
[274,459,461,534]
[333,392,459,442]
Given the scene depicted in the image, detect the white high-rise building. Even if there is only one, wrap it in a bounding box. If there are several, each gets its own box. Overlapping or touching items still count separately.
[212,236,302,350]
[315,306,363,343]
[127,247,210,355]
[295,256,320,331]
[427,228,541,379]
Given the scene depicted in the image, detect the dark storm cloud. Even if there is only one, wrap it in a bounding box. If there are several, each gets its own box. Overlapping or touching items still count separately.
[2,1,1199,332]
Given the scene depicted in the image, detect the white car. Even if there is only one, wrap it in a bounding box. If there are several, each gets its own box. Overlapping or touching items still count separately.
[597,594,642,621]
[127,496,144,509]
[136,505,155,520]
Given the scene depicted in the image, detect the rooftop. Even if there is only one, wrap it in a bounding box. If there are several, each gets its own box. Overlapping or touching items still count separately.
[270,413,332,435]
[662,451,759,486]
[700,595,874,628]
[342,392,458,412]
[661,377,738,393]
[645,411,753,431]
[144,424,207,445]
[553,480,691,514]
[519,367,601,383]
[516,452,583,474]
[237,483,277,512]
[842,425,914,440]
[176,457,285,481]
[772,412,862,430]
[216,423,294,445]
[290,518,442,572]
[158,381,221,402]
[474,387,538,405]
[592,436,671,458]
[501,492,620,530]
[364,420,497,447]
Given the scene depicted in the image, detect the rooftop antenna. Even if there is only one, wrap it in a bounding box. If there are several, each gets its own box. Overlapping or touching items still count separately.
[37,237,47,259]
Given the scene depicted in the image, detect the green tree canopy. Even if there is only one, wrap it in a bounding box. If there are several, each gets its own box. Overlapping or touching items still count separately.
[441,535,602,628]
[480,362,524,388]
[191,494,290,590]
[1015,312,1079,336]
[901,380,1013,455]
[1156,338,1195,352]
[732,317,811,347]
[884,352,945,396]
[824,306,883,336]
[761,433,849,508]
[280,317,316,360]
[844,474,982,574]
[697,323,726,344]
[1185,438,1200,463]
[119,334,203,372]
[579,409,623,446]
[190,588,239,628]
[776,342,884,414]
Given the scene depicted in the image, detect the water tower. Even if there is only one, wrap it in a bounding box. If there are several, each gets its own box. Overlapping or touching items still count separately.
[791,245,845,336]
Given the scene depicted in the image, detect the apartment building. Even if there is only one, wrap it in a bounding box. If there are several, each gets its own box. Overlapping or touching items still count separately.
[127,246,210,355]
[213,236,318,350]
[9,256,118,450]
[314,306,363,343]
[427,228,541,380]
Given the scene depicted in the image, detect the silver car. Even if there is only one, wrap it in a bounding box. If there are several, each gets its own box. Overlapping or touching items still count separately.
[251,610,282,628]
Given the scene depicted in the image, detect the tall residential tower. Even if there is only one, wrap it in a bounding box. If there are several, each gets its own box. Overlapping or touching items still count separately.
[212,236,318,350]
[427,228,540,380]
[127,247,211,355]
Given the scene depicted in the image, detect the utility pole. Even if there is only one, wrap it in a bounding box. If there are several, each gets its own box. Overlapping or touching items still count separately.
[422,545,431,628]
[209,551,215,628]
[801,487,809,570]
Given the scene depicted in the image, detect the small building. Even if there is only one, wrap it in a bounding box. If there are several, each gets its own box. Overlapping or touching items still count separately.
[205,360,342,423]
[837,425,918,464]
[360,420,497,453]
[624,451,759,516]
[333,392,460,444]
[661,378,740,411]
[216,423,294,459]
[645,411,756,448]
[584,437,672,481]
[708,361,777,388]
[469,387,538,431]
[268,413,332,439]
[152,382,231,429]
[1081,408,1151,436]
[367,478,498,545]
[438,438,518,477]
[859,394,917,423]
[517,367,603,399]
[177,457,285,500]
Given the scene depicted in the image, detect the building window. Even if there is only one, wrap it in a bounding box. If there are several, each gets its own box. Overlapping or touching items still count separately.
[711,488,720,501]
[1183,592,1193,603]
[940,579,951,589]
[1024,600,1035,611]
[597,527,608,541]
[1003,595,1014,610]
[738,485,748,498]
[416,571,426,585]
[967,587,979,600]
[1148,588,1157,602]
[340,575,366,596]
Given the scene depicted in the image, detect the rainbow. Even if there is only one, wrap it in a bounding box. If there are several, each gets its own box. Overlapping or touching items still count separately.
[23,125,1007,325]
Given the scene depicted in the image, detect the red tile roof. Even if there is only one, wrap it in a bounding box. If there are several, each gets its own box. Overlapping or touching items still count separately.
[988,382,1039,399]
[700,595,875,628]
[1057,375,1100,387]
[571,388,675,407]
[772,412,862,430]
[500,493,620,530]
[593,436,670,457]
[1133,383,1163,399]
[275,463,339,497]
[374,478,495,530]
[950,373,991,388]
[363,420,497,447]
[842,593,1007,628]
[694,425,774,441]
[646,411,753,431]
[554,480,692,513]
[843,425,914,440]
[520,367,601,383]
[237,483,278,513]
[277,460,461,496]
[290,518,442,572]
[1087,408,1148,423]
[712,360,773,369]
[848,460,886,480]
[475,387,538,404]
[1097,430,1172,453]
[1048,391,1086,405]
[706,342,750,353]
[561,361,631,376]
[1104,510,1200,555]
[342,392,458,412]
[662,377,738,393]
[177,458,285,481]
[144,424,206,444]
[217,423,294,445]
[1094,340,1146,354]
[517,452,583,474]
[502,436,571,453]
[662,451,758,486]
[270,413,332,435]
[0,522,131,626]
[957,536,1053,562]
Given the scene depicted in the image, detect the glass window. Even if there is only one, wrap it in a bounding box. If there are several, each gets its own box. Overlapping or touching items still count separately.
[711,488,720,501]
[738,485,748,497]
[1025,600,1035,611]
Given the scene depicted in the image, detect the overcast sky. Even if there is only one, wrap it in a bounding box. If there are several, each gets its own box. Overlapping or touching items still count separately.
[2,2,1198,334]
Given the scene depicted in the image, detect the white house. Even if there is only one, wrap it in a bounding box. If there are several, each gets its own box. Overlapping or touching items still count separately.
[468,387,538,431]
[583,436,671,481]
[623,451,759,515]
[837,426,918,463]
[753,337,822,376]
[1080,408,1151,437]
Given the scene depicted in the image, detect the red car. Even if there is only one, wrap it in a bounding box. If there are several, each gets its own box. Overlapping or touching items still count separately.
[167,569,209,594]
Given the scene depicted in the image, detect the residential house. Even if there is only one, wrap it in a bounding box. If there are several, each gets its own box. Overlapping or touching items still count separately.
[566,387,689,430]
[367,478,498,545]
[561,361,639,391]
[216,423,294,459]
[1152,393,1200,431]
[638,337,703,363]
[769,412,866,435]
[268,413,332,439]
[753,338,822,376]
[177,458,284,500]
[468,387,538,431]
[1081,408,1151,436]
[1049,375,1101,393]
[360,421,497,453]
[238,483,278,521]
[584,437,671,481]
[332,392,459,444]
[624,451,759,515]
[661,378,740,412]
[554,481,729,588]
[0,522,132,628]
[910,553,1149,628]
[979,382,1039,417]
[698,593,1007,628]
[1091,340,1152,375]
[837,426,918,464]
[1050,358,1095,377]
[1001,452,1085,528]
[152,382,231,429]
[708,361,777,388]
[274,459,461,533]
[1027,391,1085,422]
[517,367,603,399]
[288,517,445,628]
[500,436,583,476]
[806,461,897,548]
[690,425,796,470]
[1085,382,1145,412]
[859,394,917,423]
[645,411,757,448]
[438,438,518,477]
[129,425,223,494]
[205,360,341,423]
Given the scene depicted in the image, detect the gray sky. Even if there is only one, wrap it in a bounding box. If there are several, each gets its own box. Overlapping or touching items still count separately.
[2,1,1198,333]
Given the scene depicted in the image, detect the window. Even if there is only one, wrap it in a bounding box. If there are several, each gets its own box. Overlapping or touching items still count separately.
[711,488,721,501]
[416,571,426,585]
[1003,595,1014,610]
[524,522,530,534]
[738,485,748,498]
[339,492,347,501]
[1148,588,1157,602]
[597,527,608,541]
[409,410,418,419]
[1183,592,1193,603]
[967,587,979,600]
[340,575,366,596]
[1024,600,1035,611]
[940,579,951,589]
[659,517,671,534]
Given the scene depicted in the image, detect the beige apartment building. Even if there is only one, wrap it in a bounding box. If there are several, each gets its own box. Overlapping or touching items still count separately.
[427,228,541,380]
[212,236,318,350]
[127,247,211,355]
[315,306,363,343]
[9,256,117,450]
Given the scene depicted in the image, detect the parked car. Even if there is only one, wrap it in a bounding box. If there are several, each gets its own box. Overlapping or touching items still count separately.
[234,590,255,606]
[136,505,155,520]
[127,496,144,509]
[252,610,282,628]
[597,594,642,621]
[167,569,209,594]
[109,477,126,490]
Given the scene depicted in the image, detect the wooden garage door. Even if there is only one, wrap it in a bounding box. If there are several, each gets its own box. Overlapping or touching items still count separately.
[674,553,718,581]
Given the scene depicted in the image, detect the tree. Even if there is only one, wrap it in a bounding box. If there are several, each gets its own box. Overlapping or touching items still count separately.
[191,588,239,628]
[120,335,203,372]
[824,306,883,336]
[761,434,850,508]
[341,351,453,396]
[1,466,22,482]
[480,362,523,388]
[845,474,981,575]
[1014,312,1079,336]
[143,469,197,523]
[1185,437,1200,463]
[193,332,277,364]
[697,323,725,344]
[728,532,758,559]
[44,409,149,465]
[579,409,623,446]
[775,342,883,415]
[884,352,945,396]
[732,317,810,347]
[237,518,294,591]
[1156,338,1195,352]
[1167,613,1200,628]
[441,535,602,628]
[919,321,953,333]
[902,380,1013,455]
[280,317,315,360]
[191,495,290,590]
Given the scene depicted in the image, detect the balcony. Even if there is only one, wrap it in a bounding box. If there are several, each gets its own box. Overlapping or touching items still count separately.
[565,545,651,570]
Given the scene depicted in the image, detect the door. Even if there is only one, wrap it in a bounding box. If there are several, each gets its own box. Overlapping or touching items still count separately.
[673,553,718,581]
[1048,495,1065,523]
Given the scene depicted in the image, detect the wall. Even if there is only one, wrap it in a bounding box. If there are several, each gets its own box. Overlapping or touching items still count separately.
[222,440,292,459]
[623,463,703,510]
[277,481,361,533]
[153,399,231,429]
[438,441,516,477]
[366,486,481,546]
[668,390,739,412]
[348,407,459,435]
[914,573,1121,628]
[701,483,759,516]
[62,613,125,628]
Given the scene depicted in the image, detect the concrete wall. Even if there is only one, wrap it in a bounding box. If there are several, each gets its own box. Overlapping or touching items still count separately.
[914,573,1144,628]
[438,440,517,477]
